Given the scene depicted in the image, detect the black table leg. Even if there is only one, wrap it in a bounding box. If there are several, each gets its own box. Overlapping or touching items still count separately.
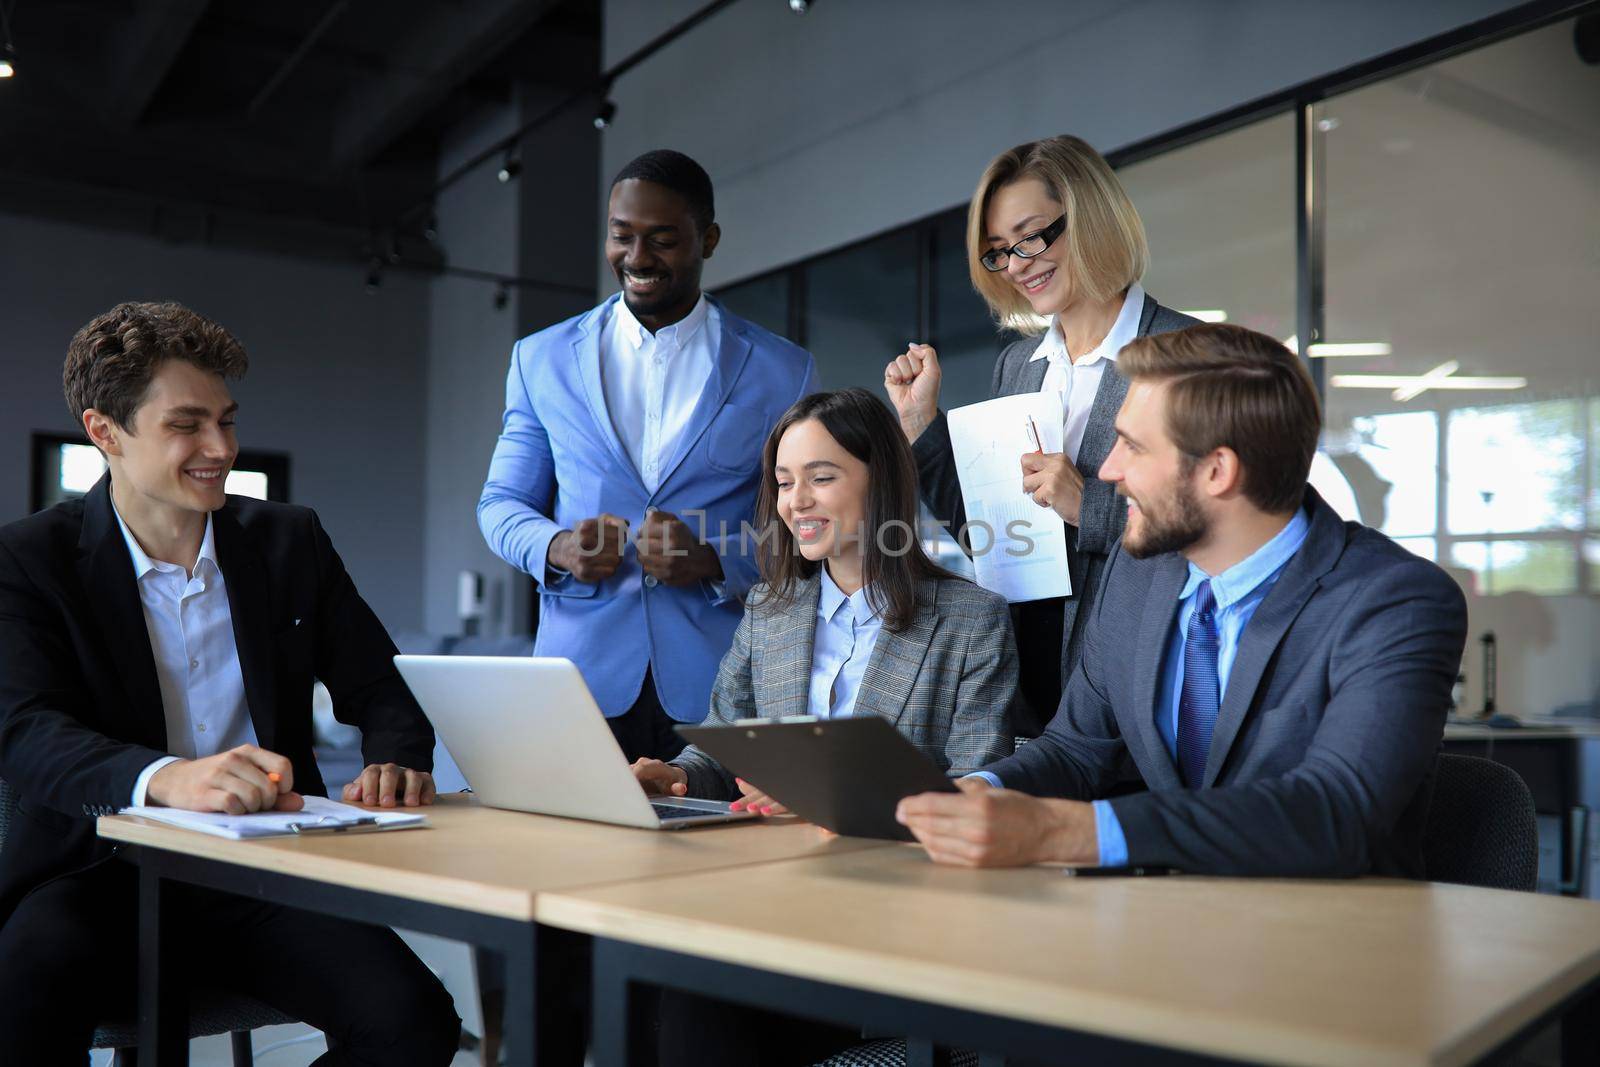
[501,923,539,1067]
[907,1038,954,1067]
[1561,980,1599,1066]
[137,861,188,1065]
[591,939,654,1067]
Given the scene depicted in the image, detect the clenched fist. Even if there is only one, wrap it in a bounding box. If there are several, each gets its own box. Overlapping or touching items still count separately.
[635,509,722,587]
[548,514,629,583]
[884,343,942,443]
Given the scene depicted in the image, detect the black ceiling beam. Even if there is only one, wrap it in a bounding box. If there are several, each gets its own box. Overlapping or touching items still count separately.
[104,0,210,130]
[326,0,560,174]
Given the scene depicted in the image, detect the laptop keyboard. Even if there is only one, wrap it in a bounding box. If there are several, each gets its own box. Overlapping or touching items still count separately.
[652,803,712,820]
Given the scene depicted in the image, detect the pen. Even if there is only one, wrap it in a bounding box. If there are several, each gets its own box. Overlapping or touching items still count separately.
[287,816,380,834]
[1025,416,1043,453]
[1062,865,1179,877]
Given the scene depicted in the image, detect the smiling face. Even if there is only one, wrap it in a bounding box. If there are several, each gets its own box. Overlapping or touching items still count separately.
[1099,380,1210,559]
[606,178,720,330]
[774,417,870,570]
[92,358,238,521]
[983,177,1072,317]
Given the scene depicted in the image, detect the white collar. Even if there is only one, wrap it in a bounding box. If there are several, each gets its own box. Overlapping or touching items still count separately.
[614,292,711,350]
[113,500,217,580]
[1030,281,1146,365]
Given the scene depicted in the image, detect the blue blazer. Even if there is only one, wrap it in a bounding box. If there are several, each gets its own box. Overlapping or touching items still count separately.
[478,294,819,722]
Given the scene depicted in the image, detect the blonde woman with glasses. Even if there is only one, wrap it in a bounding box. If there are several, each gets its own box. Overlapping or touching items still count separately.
[885,135,1198,735]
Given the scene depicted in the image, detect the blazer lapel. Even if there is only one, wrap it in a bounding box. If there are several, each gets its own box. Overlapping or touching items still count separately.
[1076,365,1128,477]
[1012,337,1050,395]
[763,575,821,720]
[212,509,278,754]
[852,580,937,727]
[654,298,754,494]
[1128,557,1186,791]
[1201,490,1344,787]
[575,297,648,495]
[75,477,166,747]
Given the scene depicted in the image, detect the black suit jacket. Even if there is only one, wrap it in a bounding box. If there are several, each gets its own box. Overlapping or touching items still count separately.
[0,476,433,920]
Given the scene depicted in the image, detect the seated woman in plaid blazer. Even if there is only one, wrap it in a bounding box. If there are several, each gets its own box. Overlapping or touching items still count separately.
[631,386,1022,814]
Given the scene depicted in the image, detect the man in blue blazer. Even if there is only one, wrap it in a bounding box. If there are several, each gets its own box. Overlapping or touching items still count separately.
[479,150,818,762]
[898,324,1467,878]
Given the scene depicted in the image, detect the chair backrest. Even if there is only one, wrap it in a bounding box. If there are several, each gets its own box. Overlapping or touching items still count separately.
[1422,753,1538,892]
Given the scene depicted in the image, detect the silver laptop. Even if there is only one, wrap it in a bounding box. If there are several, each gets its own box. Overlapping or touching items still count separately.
[393,655,756,830]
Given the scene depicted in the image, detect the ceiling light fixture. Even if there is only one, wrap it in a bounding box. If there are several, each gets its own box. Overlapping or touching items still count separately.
[497,150,522,184]
[1179,309,1228,323]
[1330,361,1528,402]
[789,0,812,12]
[0,0,17,80]
[593,100,617,130]
[1306,341,1393,358]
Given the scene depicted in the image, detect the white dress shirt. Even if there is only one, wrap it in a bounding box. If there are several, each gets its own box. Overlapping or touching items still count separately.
[115,506,258,806]
[601,294,719,493]
[806,568,886,719]
[1032,281,1145,463]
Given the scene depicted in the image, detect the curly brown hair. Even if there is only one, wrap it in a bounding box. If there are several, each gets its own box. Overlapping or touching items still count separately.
[63,301,248,430]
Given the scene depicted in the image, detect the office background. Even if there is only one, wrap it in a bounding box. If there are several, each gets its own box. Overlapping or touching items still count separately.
[1,0,1595,726]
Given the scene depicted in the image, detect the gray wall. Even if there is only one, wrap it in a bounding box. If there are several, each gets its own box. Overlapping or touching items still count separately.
[422,103,524,637]
[601,0,1528,289]
[420,87,599,637]
[0,211,430,631]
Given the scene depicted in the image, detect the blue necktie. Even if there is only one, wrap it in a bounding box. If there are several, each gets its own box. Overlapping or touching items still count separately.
[1177,581,1220,788]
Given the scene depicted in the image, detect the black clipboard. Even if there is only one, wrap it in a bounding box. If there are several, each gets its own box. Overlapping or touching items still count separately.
[676,716,959,841]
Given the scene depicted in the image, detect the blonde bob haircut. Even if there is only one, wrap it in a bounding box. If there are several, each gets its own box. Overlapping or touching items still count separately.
[967,135,1149,335]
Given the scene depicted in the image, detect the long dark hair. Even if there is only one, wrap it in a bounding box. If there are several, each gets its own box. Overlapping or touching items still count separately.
[754,388,954,632]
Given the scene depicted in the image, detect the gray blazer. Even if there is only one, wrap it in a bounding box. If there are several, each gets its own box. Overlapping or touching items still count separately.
[980,489,1469,878]
[672,575,1020,801]
[912,294,1198,724]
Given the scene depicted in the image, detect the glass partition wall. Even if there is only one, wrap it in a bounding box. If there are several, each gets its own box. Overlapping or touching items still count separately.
[716,8,1600,725]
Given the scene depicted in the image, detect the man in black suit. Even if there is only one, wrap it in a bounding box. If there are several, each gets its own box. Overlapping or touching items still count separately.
[0,302,460,1064]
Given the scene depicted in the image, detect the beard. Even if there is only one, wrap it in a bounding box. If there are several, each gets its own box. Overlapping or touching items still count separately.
[1122,478,1208,560]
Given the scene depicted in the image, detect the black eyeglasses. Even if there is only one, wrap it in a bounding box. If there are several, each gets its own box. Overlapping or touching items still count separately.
[979,214,1066,273]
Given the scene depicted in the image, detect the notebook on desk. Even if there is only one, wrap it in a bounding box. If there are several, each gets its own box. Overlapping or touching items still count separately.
[118,794,428,840]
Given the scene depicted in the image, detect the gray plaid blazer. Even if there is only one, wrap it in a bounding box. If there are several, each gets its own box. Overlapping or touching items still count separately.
[671,574,1020,801]
[911,293,1198,732]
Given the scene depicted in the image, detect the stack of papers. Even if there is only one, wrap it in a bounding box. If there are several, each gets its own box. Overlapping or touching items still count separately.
[946,394,1073,603]
[119,795,427,840]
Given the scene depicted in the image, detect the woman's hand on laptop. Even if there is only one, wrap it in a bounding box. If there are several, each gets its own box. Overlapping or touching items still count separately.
[632,758,689,797]
[730,777,788,816]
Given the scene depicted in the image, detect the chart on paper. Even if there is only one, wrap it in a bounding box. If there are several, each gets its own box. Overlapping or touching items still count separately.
[947,393,1072,603]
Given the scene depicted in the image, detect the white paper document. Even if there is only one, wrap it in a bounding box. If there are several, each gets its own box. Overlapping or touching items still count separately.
[946,393,1073,604]
[119,794,427,840]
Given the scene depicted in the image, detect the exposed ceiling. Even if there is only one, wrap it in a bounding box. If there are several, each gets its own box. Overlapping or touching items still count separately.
[0,0,601,263]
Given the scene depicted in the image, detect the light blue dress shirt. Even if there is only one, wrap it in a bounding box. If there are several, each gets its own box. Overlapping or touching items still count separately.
[970,510,1311,864]
[808,567,885,719]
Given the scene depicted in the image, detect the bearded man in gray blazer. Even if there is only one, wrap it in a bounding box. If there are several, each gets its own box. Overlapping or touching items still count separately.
[898,324,1467,878]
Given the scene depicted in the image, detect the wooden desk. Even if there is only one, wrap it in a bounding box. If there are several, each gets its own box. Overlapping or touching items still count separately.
[539,845,1600,1067]
[98,794,886,1065]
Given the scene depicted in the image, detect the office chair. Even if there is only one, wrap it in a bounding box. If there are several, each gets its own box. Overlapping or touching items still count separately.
[1422,753,1539,892]
[815,1040,979,1067]
[0,777,295,1066]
